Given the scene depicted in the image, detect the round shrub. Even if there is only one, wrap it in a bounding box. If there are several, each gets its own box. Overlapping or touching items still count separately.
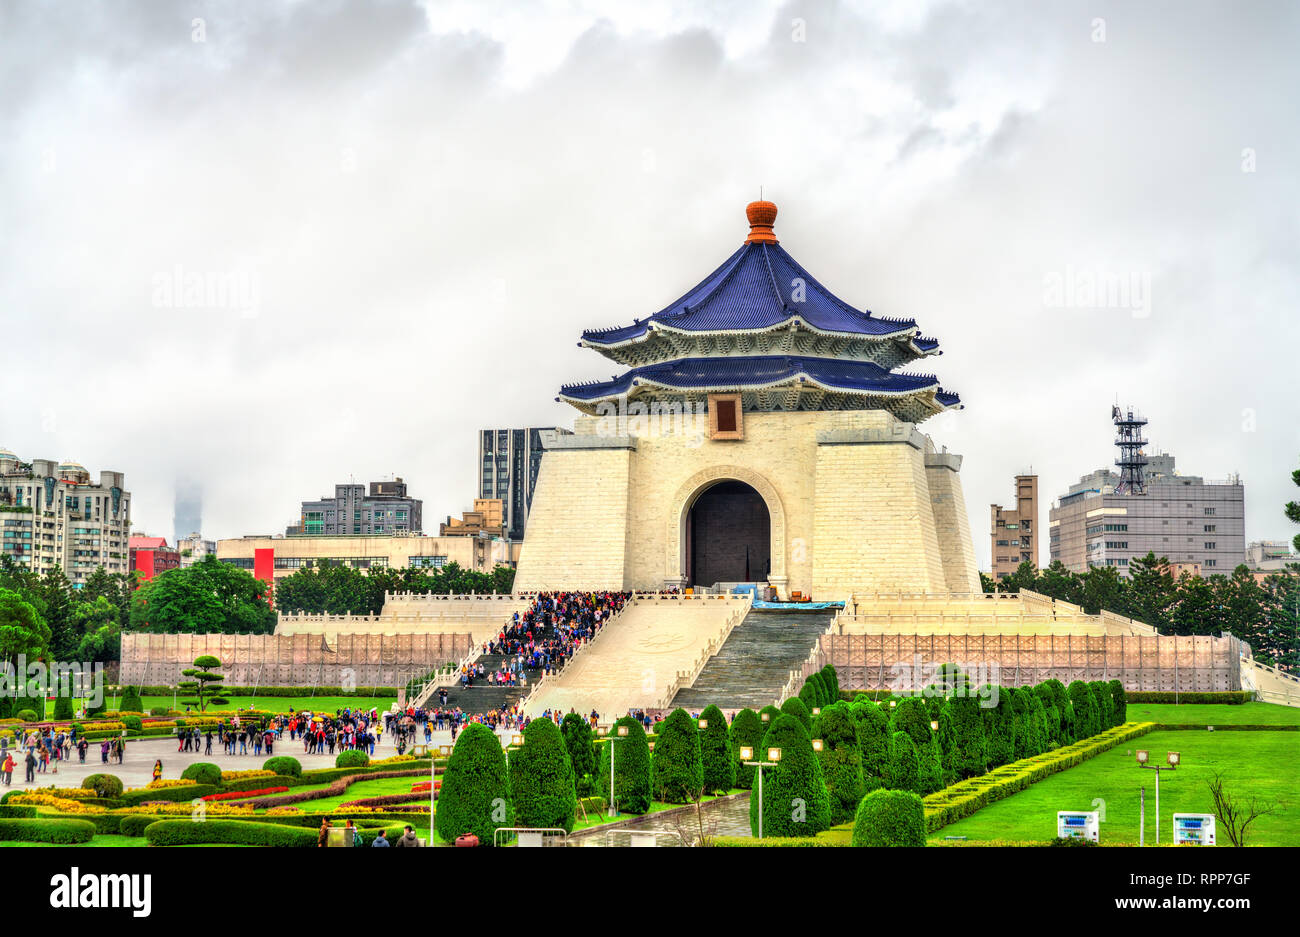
[780,696,812,732]
[758,704,782,728]
[263,756,302,778]
[121,714,143,732]
[698,705,734,795]
[749,714,831,838]
[651,708,703,804]
[119,814,161,837]
[851,789,926,846]
[81,773,124,798]
[436,722,514,844]
[149,707,168,717]
[560,713,596,796]
[729,708,763,790]
[16,709,36,723]
[816,702,864,825]
[511,717,577,832]
[595,717,652,815]
[180,762,222,786]
[851,700,891,792]
[335,750,369,769]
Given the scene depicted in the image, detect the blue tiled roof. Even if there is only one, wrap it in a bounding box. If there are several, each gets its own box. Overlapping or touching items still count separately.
[581,241,922,346]
[559,355,959,405]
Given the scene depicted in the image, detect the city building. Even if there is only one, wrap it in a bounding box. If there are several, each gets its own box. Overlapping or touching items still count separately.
[0,449,131,585]
[1245,540,1298,574]
[129,534,180,582]
[217,533,510,582]
[286,478,422,536]
[440,498,506,538]
[176,532,216,568]
[990,474,1038,580]
[1048,410,1245,576]
[514,200,980,598]
[479,428,571,541]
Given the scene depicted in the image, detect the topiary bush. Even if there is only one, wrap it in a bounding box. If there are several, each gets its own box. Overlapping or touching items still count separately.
[436,722,513,844]
[335,750,369,769]
[886,730,921,793]
[149,707,168,717]
[939,678,988,780]
[749,714,831,838]
[511,717,577,832]
[1109,679,1127,726]
[596,717,652,815]
[180,762,222,787]
[650,708,704,804]
[851,789,926,846]
[820,664,840,701]
[797,679,822,713]
[729,708,763,790]
[758,704,782,729]
[815,702,864,825]
[1067,681,1097,740]
[53,694,73,721]
[560,712,597,797]
[145,819,318,847]
[119,685,143,713]
[263,756,302,778]
[850,700,891,792]
[889,696,942,794]
[1089,680,1114,730]
[698,705,734,795]
[119,814,161,837]
[0,818,96,844]
[121,714,143,732]
[982,685,1016,768]
[81,773,124,798]
[780,696,812,732]
[16,709,37,723]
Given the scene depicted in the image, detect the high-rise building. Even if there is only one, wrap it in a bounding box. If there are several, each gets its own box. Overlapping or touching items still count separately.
[479,428,570,541]
[173,479,202,548]
[0,449,132,585]
[990,474,1038,580]
[1048,413,1244,576]
[287,478,422,537]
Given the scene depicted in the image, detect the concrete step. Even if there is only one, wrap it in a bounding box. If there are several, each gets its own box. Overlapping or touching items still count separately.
[669,608,834,712]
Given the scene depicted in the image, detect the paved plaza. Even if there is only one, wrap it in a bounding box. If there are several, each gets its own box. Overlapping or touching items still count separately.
[2,725,519,792]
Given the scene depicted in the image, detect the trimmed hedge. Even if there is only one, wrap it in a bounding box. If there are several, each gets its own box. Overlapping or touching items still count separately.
[138,684,400,698]
[180,762,222,787]
[560,713,597,797]
[815,702,864,825]
[890,697,942,794]
[511,717,577,832]
[852,789,926,846]
[780,696,812,732]
[730,708,763,790]
[1125,691,1251,704]
[0,818,96,844]
[699,705,735,795]
[335,750,369,769]
[436,722,513,844]
[118,783,218,806]
[596,717,652,815]
[651,708,704,804]
[924,722,1155,832]
[850,700,891,792]
[713,835,837,847]
[263,756,303,778]
[750,714,830,838]
[887,731,921,793]
[144,819,320,847]
[119,814,161,837]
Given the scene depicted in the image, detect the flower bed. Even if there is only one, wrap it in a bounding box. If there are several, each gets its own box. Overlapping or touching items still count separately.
[238,769,427,809]
[7,793,106,814]
[339,791,432,809]
[147,779,201,789]
[222,769,276,782]
[202,786,289,802]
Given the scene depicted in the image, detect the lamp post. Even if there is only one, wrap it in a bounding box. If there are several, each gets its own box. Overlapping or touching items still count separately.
[739,745,782,839]
[1136,750,1179,844]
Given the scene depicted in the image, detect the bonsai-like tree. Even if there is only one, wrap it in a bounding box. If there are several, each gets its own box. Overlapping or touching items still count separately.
[179,654,227,712]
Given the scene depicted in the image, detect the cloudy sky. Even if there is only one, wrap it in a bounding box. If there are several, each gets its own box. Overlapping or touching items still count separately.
[1,0,1296,569]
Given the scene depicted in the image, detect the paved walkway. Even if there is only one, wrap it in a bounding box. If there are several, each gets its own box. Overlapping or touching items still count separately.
[0,726,521,792]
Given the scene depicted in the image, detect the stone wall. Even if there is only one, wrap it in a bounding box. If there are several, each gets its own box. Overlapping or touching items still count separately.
[119,632,472,688]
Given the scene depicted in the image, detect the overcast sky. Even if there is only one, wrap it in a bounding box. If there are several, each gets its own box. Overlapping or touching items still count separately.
[2,0,1296,569]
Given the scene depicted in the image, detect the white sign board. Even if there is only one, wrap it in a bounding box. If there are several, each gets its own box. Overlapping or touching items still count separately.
[1056,811,1100,842]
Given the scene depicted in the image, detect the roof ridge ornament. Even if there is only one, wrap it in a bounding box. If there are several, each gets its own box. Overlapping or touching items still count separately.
[744,200,778,244]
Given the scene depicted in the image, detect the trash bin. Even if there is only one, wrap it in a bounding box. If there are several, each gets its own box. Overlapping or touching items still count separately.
[455,833,479,847]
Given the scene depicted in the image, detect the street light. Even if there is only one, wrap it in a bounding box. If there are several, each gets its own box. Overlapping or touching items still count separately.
[698,719,708,729]
[741,745,783,838]
[811,739,823,753]
[1136,750,1179,844]
[930,720,939,732]
[812,708,821,716]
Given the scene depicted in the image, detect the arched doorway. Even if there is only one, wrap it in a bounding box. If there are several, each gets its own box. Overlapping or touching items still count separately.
[686,480,771,587]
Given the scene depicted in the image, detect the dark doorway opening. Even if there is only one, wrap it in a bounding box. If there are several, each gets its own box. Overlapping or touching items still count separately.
[687,480,770,587]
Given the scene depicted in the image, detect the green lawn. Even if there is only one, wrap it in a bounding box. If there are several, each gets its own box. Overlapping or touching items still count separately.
[0,834,147,848]
[1127,701,1300,726]
[137,695,397,715]
[929,729,1300,846]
